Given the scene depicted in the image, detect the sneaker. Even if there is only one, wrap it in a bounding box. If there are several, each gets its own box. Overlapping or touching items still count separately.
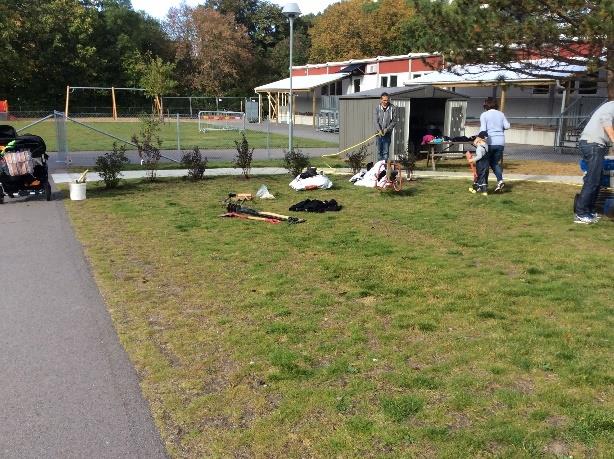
[589,213,601,221]
[494,181,505,192]
[574,214,597,224]
[468,187,477,194]
[481,191,488,196]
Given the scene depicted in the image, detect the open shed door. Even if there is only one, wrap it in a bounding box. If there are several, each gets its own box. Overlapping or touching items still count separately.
[391,99,409,159]
[444,100,467,138]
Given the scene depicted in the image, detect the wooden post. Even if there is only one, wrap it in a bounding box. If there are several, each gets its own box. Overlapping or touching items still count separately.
[312,90,316,128]
[65,86,70,118]
[292,93,296,125]
[111,86,117,120]
[258,93,262,123]
[499,85,507,112]
[276,92,280,124]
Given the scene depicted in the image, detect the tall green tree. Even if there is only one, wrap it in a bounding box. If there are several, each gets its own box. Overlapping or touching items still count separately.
[125,54,177,116]
[402,0,614,100]
[0,0,173,108]
[0,0,100,106]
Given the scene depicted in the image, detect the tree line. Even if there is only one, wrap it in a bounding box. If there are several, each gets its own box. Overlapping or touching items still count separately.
[0,0,610,109]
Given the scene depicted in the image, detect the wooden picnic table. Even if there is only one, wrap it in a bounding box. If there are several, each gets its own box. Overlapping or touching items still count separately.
[426,141,470,170]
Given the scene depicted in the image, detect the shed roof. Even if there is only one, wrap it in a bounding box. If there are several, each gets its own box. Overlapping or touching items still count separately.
[255,73,349,92]
[405,59,587,87]
[339,85,468,100]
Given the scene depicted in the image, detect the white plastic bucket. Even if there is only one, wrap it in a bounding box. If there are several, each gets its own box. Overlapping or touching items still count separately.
[69,182,86,200]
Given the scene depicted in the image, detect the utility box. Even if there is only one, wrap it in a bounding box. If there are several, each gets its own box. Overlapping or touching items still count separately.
[245,99,259,123]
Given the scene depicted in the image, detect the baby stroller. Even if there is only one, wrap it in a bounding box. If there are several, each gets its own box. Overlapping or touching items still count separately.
[0,125,51,204]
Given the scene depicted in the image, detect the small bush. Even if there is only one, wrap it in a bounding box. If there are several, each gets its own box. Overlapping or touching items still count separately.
[233,132,254,179]
[131,115,162,181]
[95,142,129,189]
[284,147,310,177]
[181,146,208,180]
[346,145,369,174]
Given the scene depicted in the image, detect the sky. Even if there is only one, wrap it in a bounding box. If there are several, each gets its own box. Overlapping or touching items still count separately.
[130,0,342,20]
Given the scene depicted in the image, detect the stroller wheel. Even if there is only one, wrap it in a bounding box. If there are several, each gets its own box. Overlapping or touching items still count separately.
[45,181,52,201]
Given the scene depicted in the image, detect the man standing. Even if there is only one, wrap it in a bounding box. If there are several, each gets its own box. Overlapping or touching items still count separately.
[574,100,614,224]
[374,92,397,161]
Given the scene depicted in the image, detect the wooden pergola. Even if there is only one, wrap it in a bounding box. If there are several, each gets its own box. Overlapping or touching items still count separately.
[254,74,349,126]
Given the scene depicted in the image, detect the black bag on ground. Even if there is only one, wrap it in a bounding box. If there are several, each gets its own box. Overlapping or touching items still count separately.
[289,199,342,212]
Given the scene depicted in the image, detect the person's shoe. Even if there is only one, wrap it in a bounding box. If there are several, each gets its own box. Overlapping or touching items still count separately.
[469,187,477,194]
[481,191,488,196]
[494,181,505,192]
[574,214,597,224]
[589,212,601,221]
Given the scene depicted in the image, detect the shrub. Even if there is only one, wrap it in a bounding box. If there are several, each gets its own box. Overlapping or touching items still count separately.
[94,142,129,189]
[181,146,208,180]
[131,115,162,181]
[284,147,310,177]
[346,144,369,174]
[233,132,254,179]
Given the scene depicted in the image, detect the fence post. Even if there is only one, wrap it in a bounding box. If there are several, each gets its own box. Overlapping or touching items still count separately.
[54,111,69,165]
[176,113,181,154]
[266,116,270,159]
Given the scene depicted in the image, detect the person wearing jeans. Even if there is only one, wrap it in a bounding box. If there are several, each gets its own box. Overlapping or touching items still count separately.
[574,101,614,224]
[374,93,397,161]
[480,97,510,192]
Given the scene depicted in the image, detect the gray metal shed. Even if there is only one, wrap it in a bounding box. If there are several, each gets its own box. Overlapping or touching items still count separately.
[339,85,469,160]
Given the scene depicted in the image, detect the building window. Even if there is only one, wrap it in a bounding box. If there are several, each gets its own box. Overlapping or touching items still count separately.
[321,85,328,96]
[336,80,342,95]
[532,85,550,95]
[381,76,388,87]
[354,79,361,93]
[390,75,398,87]
[412,73,422,79]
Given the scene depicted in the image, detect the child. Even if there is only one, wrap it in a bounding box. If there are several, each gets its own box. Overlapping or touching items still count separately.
[467,131,489,195]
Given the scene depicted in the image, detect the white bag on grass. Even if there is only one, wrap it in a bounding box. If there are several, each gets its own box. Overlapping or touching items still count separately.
[256,184,275,199]
[289,173,333,191]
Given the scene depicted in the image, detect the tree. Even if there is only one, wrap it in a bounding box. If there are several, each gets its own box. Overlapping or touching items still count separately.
[402,0,614,100]
[0,0,100,106]
[309,0,413,62]
[0,0,173,108]
[125,54,177,116]
[165,5,254,95]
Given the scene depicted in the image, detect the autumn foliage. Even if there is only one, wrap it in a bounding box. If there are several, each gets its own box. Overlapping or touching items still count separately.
[309,0,414,62]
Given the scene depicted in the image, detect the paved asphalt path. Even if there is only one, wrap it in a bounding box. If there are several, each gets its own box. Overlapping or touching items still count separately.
[0,192,167,458]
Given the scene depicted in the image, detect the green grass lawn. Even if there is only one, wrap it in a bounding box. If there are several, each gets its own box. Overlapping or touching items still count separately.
[11,119,335,151]
[64,176,612,458]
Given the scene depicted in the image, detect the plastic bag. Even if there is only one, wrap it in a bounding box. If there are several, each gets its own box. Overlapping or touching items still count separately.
[256,184,275,199]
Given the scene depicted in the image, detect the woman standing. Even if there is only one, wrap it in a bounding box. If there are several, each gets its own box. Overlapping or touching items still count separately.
[479,97,510,192]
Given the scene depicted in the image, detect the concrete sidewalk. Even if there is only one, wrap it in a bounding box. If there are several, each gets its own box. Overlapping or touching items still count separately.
[0,195,167,458]
[52,168,584,186]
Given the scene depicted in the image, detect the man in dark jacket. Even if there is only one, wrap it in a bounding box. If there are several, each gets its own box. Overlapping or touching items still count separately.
[374,92,397,161]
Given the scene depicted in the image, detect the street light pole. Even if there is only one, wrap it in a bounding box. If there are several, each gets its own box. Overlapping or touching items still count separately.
[282,3,301,154]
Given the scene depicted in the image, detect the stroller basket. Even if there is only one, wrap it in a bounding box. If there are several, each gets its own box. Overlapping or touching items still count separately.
[0,129,51,203]
[4,150,34,176]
